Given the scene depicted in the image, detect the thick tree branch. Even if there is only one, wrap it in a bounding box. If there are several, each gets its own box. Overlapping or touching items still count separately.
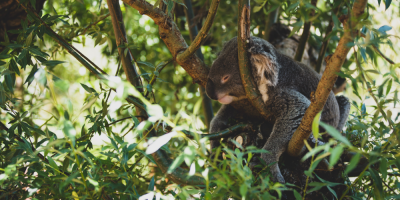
[238,0,273,120]
[122,0,209,86]
[294,0,317,62]
[288,0,368,156]
[176,0,220,62]
[108,0,205,186]
[184,0,214,127]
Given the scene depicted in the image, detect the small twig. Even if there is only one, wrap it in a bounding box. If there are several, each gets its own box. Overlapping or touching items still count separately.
[108,117,131,126]
[144,59,172,97]
[105,59,122,104]
[81,13,111,35]
[122,125,135,137]
[359,33,395,64]
[339,164,370,200]
[183,123,250,140]
[39,116,54,128]
[382,180,398,194]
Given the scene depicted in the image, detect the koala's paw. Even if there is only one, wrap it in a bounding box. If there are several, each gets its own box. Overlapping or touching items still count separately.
[270,164,285,183]
[262,153,286,183]
[209,118,227,133]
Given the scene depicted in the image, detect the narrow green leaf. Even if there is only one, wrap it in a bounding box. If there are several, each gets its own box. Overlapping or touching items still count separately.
[168,154,184,173]
[379,158,387,179]
[329,145,344,168]
[137,61,155,69]
[293,190,302,200]
[80,83,97,93]
[148,176,155,191]
[167,0,174,16]
[240,183,248,197]
[344,153,361,174]
[320,122,351,146]
[312,112,322,140]
[385,0,392,10]
[369,168,383,199]
[26,32,34,46]
[47,156,60,174]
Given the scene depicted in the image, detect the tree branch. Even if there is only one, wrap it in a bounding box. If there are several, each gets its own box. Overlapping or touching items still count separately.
[287,0,368,156]
[238,0,273,121]
[107,0,143,91]
[184,123,250,140]
[263,4,279,41]
[121,0,209,86]
[108,0,205,186]
[184,0,214,128]
[176,0,220,62]
[294,0,317,62]
[316,5,342,73]
[16,0,107,78]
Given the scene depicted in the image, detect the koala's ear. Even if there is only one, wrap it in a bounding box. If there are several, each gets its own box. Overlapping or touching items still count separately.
[248,39,280,87]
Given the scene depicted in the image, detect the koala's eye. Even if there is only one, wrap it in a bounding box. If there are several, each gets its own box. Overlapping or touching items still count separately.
[221,75,230,84]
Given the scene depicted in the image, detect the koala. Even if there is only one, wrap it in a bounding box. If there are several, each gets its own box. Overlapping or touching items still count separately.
[206,36,350,183]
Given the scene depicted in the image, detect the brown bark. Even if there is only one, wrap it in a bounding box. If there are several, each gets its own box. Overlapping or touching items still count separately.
[122,0,209,87]
[287,0,368,156]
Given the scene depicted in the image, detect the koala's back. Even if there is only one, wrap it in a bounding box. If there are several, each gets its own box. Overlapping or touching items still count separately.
[275,53,321,98]
[274,53,340,128]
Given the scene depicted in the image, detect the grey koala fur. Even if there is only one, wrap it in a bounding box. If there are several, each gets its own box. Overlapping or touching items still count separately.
[206,36,350,183]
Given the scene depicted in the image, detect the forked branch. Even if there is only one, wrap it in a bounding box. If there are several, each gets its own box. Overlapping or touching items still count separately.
[176,0,221,62]
[122,0,209,86]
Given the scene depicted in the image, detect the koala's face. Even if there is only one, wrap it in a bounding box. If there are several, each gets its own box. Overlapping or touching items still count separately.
[206,37,280,105]
[206,39,246,104]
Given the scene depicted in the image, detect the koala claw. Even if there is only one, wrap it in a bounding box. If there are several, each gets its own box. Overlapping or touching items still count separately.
[270,164,285,183]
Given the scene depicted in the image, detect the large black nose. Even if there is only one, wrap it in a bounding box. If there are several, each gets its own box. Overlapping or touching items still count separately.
[205,78,217,100]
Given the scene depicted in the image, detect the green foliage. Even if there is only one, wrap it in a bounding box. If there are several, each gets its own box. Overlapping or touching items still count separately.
[0,0,400,199]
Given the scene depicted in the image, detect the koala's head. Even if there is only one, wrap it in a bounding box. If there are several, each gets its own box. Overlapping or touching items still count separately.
[206,36,280,104]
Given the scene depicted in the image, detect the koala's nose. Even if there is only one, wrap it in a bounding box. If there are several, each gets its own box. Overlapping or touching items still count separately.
[205,78,217,100]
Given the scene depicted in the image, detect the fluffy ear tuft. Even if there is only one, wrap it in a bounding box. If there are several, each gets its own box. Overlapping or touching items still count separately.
[248,40,280,87]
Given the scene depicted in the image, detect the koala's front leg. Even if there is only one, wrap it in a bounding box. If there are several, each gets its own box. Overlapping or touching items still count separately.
[209,104,236,149]
[261,90,310,183]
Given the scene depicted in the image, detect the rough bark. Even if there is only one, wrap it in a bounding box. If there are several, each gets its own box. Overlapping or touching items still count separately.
[122,0,209,87]
[288,0,368,156]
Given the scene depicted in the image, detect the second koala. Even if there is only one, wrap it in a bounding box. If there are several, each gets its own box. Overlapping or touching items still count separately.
[206,36,350,183]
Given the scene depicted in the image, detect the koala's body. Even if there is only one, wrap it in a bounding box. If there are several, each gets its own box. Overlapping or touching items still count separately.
[206,36,350,183]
